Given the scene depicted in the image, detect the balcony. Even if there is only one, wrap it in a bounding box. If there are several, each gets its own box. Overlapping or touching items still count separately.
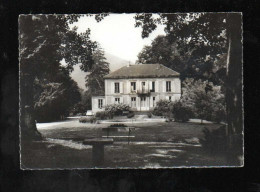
[137,88,151,96]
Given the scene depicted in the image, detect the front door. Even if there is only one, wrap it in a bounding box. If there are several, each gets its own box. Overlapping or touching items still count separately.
[140,96,148,111]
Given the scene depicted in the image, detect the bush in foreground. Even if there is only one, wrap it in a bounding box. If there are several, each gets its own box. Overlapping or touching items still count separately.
[127,112,135,118]
[79,116,96,123]
[170,101,193,122]
[105,103,130,116]
[152,100,172,116]
[95,111,113,120]
[108,123,127,128]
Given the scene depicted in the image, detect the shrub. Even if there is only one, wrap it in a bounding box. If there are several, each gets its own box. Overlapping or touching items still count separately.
[90,117,97,123]
[79,117,88,123]
[108,123,127,128]
[79,116,96,123]
[105,103,130,116]
[152,100,172,116]
[127,112,135,118]
[70,102,88,116]
[170,101,193,122]
[95,111,113,120]
[147,112,152,118]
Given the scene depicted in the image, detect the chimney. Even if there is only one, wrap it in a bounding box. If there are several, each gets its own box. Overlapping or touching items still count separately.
[127,61,130,67]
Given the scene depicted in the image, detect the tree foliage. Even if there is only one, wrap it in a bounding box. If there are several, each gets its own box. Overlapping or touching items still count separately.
[33,68,81,122]
[135,14,243,162]
[135,13,228,85]
[19,15,103,137]
[85,46,110,95]
[181,78,226,123]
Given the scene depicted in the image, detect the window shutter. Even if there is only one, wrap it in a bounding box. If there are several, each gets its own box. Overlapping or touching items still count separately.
[127,81,130,93]
[111,82,114,94]
[120,82,123,93]
[94,98,98,109]
[163,81,166,92]
[155,81,158,92]
[171,80,175,92]
[127,96,130,106]
[177,79,181,93]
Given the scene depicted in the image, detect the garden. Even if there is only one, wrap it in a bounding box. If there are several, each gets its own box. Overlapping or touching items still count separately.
[21,117,228,169]
[20,78,235,169]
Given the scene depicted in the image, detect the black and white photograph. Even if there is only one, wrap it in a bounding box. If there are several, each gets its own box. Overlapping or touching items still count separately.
[19,13,243,169]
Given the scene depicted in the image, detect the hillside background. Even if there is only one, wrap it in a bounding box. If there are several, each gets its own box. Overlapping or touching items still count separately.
[70,52,131,90]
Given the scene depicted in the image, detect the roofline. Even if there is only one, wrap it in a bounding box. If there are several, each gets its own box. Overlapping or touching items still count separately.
[103,64,180,79]
[92,95,105,98]
[104,75,180,79]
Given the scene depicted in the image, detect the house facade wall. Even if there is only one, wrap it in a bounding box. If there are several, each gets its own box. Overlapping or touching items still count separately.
[101,77,181,112]
[92,96,106,113]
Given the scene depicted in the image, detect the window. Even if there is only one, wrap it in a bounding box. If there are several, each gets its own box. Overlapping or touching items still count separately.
[115,82,120,93]
[131,97,136,107]
[153,97,156,107]
[169,96,171,101]
[98,99,103,109]
[151,81,155,92]
[115,97,120,104]
[166,81,171,92]
[131,82,136,92]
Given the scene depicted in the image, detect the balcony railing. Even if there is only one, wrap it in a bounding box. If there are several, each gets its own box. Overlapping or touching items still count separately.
[137,88,151,96]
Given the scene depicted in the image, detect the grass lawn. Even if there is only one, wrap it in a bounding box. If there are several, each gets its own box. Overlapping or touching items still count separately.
[21,118,228,169]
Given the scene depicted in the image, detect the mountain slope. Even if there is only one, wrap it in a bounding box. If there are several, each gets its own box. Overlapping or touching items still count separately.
[70,52,130,90]
[105,52,129,72]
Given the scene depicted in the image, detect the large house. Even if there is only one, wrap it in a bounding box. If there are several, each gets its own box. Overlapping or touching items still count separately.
[92,64,181,113]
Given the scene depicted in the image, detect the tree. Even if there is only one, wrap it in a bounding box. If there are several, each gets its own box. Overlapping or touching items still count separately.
[135,13,228,85]
[136,35,197,80]
[135,13,242,162]
[181,78,225,123]
[85,46,110,95]
[33,68,81,122]
[225,14,243,163]
[19,15,98,140]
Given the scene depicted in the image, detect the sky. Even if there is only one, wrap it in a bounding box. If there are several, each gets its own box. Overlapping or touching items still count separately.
[72,14,166,63]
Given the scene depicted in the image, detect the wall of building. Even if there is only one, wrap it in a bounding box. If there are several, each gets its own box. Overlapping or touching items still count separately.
[104,77,181,111]
[92,96,105,114]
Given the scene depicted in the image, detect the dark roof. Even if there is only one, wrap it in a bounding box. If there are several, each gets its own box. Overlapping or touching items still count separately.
[104,64,179,79]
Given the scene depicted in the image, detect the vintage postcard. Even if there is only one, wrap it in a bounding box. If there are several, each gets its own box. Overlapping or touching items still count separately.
[19,13,243,169]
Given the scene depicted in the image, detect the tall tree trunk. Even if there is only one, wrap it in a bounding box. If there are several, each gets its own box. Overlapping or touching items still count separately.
[20,73,42,141]
[225,13,243,165]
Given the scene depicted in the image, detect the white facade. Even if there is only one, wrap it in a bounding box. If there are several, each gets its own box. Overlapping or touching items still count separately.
[92,77,181,113]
